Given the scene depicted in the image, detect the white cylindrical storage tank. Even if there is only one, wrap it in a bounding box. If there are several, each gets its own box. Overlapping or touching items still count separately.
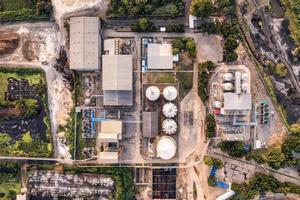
[222,73,234,82]
[242,83,248,91]
[242,73,248,81]
[213,101,222,108]
[162,119,177,135]
[162,103,178,118]
[146,86,160,101]
[163,86,178,101]
[156,136,177,160]
[222,82,234,91]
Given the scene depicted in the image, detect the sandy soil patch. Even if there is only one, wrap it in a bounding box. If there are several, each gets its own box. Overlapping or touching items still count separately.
[196,35,223,64]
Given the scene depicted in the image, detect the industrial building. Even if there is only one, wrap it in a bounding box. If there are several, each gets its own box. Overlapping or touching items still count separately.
[143,112,159,138]
[69,17,100,70]
[211,65,256,141]
[147,43,173,70]
[102,55,133,106]
[98,120,123,163]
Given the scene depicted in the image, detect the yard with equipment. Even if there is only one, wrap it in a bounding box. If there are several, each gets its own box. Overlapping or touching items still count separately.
[0,67,52,158]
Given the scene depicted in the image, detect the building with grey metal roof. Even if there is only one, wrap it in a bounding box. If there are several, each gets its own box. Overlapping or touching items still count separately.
[69,17,100,70]
[143,112,159,138]
[102,54,133,106]
[147,43,173,70]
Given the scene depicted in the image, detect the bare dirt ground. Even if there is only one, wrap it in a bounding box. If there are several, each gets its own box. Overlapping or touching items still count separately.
[236,44,288,146]
[0,22,59,65]
[195,35,223,64]
[0,33,19,56]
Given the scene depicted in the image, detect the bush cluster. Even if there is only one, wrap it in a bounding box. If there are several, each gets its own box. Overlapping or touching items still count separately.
[131,18,156,32]
[172,38,197,58]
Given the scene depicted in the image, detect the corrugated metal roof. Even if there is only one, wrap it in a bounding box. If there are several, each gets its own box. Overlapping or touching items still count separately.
[70,17,100,70]
[223,93,252,111]
[143,112,159,138]
[103,90,133,106]
[147,43,173,69]
[102,55,132,90]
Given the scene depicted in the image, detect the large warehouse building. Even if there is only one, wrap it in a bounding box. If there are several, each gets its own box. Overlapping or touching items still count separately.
[102,54,133,106]
[69,17,100,70]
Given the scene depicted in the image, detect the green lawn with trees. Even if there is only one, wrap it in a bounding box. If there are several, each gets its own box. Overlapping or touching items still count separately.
[190,0,236,17]
[110,0,184,17]
[172,38,197,59]
[0,0,52,21]
[0,162,21,200]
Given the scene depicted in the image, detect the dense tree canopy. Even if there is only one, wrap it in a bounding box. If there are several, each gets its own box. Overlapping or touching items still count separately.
[191,0,215,17]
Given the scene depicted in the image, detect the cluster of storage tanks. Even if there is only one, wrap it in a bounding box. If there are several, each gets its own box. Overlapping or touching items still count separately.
[213,72,249,109]
[145,85,178,160]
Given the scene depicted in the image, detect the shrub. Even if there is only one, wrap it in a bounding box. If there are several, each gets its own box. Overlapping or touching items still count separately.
[166,24,185,33]
[208,176,216,186]
[224,50,238,62]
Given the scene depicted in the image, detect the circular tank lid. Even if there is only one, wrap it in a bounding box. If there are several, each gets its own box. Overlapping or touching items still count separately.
[146,86,160,101]
[223,73,234,81]
[162,103,178,118]
[242,73,248,81]
[162,119,178,135]
[163,86,178,101]
[222,82,233,91]
[242,83,248,91]
[156,136,177,160]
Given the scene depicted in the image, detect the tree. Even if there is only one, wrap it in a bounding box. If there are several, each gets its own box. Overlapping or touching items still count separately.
[205,114,216,138]
[208,176,216,186]
[191,0,215,17]
[131,18,156,32]
[219,141,247,157]
[224,35,239,51]
[224,50,238,62]
[266,145,286,170]
[6,190,16,200]
[275,63,288,77]
[204,155,223,168]
[186,39,197,58]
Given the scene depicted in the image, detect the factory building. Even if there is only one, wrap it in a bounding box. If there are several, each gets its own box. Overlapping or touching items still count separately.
[102,55,133,106]
[98,120,122,163]
[143,112,159,138]
[69,17,100,70]
[147,43,173,70]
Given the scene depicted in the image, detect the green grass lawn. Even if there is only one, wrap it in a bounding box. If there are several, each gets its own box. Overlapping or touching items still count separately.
[147,72,175,83]
[0,0,33,12]
[0,182,20,198]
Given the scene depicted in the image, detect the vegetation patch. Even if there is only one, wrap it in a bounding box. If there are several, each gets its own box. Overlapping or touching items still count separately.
[172,38,197,59]
[131,18,157,32]
[190,0,236,17]
[0,162,21,200]
[219,141,248,158]
[0,67,52,157]
[205,114,216,138]
[204,155,222,168]
[231,173,300,199]
[281,0,300,45]
[110,0,184,17]
[198,61,215,102]
[0,0,52,21]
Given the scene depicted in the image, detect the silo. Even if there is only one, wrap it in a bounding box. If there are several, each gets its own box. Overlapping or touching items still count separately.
[146,86,160,101]
[162,119,177,135]
[156,136,177,160]
[162,103,178,118]
[163,86,178,101]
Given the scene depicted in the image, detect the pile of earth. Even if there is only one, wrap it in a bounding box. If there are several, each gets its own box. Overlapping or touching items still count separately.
[0,32,19,56]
